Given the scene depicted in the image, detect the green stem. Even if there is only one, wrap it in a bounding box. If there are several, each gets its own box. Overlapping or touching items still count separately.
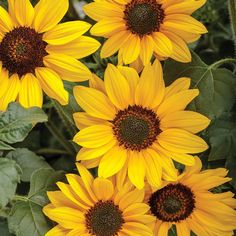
[209,58,236,69]
[45,122,75,156]
[36,148,71,156]
[51,99,77,138]
[229,0,236,56]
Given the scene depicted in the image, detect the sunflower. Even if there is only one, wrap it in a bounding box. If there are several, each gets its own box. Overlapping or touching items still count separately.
[145,157,236,236]
[43,163,155,236]
[73,61,210,189]
[0,0,100,110]
[83,0,207,67]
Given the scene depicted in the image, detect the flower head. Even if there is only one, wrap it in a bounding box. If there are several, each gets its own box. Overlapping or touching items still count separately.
[83,0,207,66]
[0,0,100,110]
[43,164,154,236]
[73,61,210,189]
[145,157,236,235]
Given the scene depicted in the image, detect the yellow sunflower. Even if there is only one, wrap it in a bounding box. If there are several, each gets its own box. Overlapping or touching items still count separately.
[83,0,207,67]
[43,164,155,236]
[0,0,100,110]
[145,157,236,236]
[73,61,210,189]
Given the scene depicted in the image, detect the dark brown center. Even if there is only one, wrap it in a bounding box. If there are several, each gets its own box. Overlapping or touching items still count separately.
[148,183,195,222]
[112,105,161,151]
[0,26,47,76]
[124,0,165,36]
[85,200,124,236]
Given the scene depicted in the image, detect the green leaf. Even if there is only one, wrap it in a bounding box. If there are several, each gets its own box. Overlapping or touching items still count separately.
[207,113,236,161]
[0,158,21,208]
[0,220,14,236]
[163,52,236,119]
[8,168,64,236]
[28,168,65,206]
[0,103,48,144]
[8,201,50,236]
[0,141,14,151]
[6,149,51,182]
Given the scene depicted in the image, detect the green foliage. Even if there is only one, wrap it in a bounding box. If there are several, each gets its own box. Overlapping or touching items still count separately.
[0,103,47,150]
[163,52,236,119]
[8,169,65,236]
[6,149,51,182]
[0,221,13,236]
[8,201,50,236]
[0,159,21,208]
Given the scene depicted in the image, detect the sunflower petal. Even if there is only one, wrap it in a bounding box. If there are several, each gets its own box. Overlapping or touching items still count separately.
[35,67,68,105]
[18,73,43,108]
[43,21,91,45]
[15,0,34,26]
[34,0,69,33]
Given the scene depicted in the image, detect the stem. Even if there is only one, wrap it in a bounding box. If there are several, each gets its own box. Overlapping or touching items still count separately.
[45,122,75,156]
[36,148,71,156]
[51,99,77,138]
[229,0,236,56]
[210,58,236,69]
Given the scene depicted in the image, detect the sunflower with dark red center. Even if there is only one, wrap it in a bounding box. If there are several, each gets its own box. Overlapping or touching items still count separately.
[145,157,236,235]
[43,164,155,236]
[83,0,207,68]
[73,61,210,189]
[0,0,100,110]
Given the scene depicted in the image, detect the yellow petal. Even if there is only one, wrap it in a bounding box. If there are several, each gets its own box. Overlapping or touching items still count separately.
[140,35,154,65]
[157,89,199,118]
[165,0,206,15]
[43,206,85,229]
[152,32,173,57]
[34,0,69,33]
[0,69,10,99]
[76,140,116,161]
[161,24,201,43]
[101,31,130,58]
[98,145,127,178]
[143,149,162,187]
[73,112,109,130]
[14,0,34,26]
[90,17,126,37]
[18,73,43,108]
[89,74,106,94]
[117,66,139,104]
[43,21,91,45]
[128,152,146,189]
[45,225,69,236]
[73,125,114,148]
[158,128,208,154]
[93,178,114,200]
[73,86,116,120]
[35,67,68,105]
[0,6,14,32]
[47,191,78,208]
[66,174,93,206]
[135,62,164,108]
[76,163,98,202]
[121,34,141,64]
[56,182,89,209]
[104,64,131,109]
[165,77,191,99]
[0,74,20,111]
[43,54,92,82]
[164,14,208,35]
[119,188,145,210]
[46,36,101,59]
[157,222,169,236]
[164,30,191,63]
[176,222,190,236]
[83,2,124,21]
[161,111,210,134]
